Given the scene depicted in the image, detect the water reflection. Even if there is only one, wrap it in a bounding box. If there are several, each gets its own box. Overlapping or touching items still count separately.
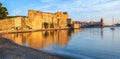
[2,29,79,49]
[101,28,103,40]
[2,28,120,59]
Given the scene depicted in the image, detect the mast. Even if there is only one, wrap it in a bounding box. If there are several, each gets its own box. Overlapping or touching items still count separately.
[110,17,115,30]
[112,17,114,27]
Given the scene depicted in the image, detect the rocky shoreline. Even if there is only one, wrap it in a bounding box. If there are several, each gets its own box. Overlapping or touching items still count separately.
[0,37,76,59]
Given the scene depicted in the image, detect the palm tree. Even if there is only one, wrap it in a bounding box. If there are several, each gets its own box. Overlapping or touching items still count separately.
[0,2,8,19]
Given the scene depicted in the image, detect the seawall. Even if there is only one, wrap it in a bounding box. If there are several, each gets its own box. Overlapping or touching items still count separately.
[0,28,71,34]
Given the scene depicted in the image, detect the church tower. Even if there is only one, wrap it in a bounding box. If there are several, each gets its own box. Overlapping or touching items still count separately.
[101,18,104,28]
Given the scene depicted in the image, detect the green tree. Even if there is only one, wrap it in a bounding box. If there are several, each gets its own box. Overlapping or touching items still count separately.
[0,2,8,19]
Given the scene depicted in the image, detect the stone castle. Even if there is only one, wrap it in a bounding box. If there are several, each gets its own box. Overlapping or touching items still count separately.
[27,10,69,29]
[0,10,78,31]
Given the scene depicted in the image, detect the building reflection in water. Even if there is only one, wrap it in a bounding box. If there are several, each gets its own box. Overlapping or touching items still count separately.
[100,28,103,40]
[2,29,80,49]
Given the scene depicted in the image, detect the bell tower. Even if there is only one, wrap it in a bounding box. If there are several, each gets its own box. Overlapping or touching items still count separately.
[101,18,104,28]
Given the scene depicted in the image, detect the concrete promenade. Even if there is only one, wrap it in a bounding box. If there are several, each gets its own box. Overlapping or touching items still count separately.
[0,37,76,59]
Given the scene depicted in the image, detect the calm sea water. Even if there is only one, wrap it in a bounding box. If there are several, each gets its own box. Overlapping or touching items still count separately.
[2,27,120,59]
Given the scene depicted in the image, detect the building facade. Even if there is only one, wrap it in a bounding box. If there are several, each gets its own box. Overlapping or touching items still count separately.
[0,10,69,31]
[26,10,69,29]
[0,17,25,30]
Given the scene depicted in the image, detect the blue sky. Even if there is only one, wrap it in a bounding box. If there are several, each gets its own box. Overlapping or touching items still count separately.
[0,0,120,24]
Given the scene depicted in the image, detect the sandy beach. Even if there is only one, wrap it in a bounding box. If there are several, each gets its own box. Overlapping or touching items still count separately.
[0,36,76,59]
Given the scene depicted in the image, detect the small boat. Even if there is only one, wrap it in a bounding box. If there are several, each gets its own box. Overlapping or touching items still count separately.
[111,27,115,30]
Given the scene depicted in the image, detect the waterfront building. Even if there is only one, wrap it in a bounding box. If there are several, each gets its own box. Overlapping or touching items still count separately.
[0,10,69,31]
[27,10,69,29]
[115,23,120,27]
[78,18,105,28]
[73,21,80,29]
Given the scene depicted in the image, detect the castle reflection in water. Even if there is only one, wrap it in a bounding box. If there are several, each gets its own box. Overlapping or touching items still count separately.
[2,29,80,49]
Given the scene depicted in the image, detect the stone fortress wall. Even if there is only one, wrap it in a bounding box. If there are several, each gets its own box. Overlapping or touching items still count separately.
[27,10,69,29]
[0,10,79,31]
[0,17,25,30]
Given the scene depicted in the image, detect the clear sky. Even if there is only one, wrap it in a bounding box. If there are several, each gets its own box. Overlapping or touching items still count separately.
[0,0,120,24]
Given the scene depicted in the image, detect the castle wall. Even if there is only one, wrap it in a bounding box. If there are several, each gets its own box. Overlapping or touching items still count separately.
[0,17,25,30]
[28,10,69,29]
[28,10,43,29]
[0,10,69,31]
[56,12,69,28]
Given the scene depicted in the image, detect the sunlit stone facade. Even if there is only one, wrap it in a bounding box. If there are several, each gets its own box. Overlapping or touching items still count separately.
[27,10,69,29]
[0,10,69,30]
[0,17,25,30]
